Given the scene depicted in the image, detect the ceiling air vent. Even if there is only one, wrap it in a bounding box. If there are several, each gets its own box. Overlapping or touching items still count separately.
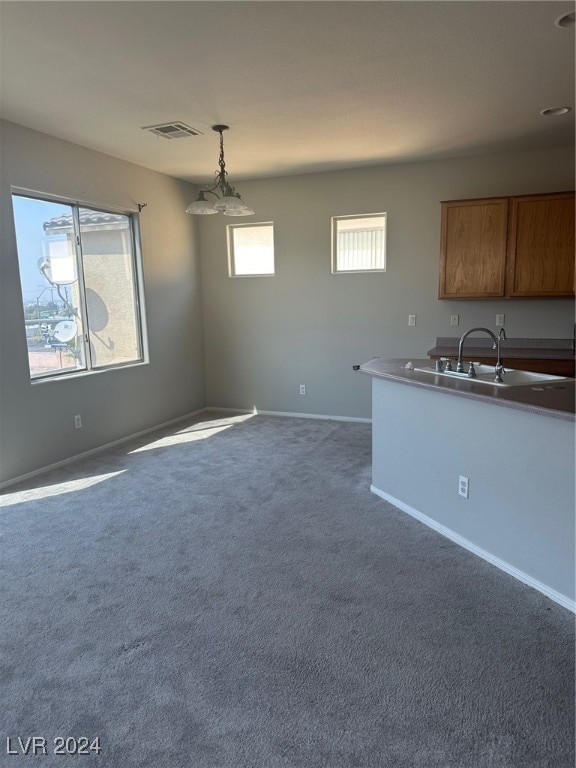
[142,122,202,139]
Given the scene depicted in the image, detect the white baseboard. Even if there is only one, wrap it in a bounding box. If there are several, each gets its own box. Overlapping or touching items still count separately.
[205,406,256,416]
[208,405,371,424]
[1,407,371,490]
[0,408,208,490]
[371,485,576,614]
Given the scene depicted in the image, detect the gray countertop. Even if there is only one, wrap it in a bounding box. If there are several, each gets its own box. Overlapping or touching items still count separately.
[428,336,575,361]
[359,357,576,422]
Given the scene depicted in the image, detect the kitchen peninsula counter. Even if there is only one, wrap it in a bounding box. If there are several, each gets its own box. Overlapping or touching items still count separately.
[359,357,575,421]
[360,356,575,609]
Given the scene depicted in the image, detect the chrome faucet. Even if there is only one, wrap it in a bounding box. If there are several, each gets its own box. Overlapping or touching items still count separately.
[457,327,506,382]
[494,328,507,382]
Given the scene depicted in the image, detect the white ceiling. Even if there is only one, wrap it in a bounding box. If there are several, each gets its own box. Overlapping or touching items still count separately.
[0,1,574,184]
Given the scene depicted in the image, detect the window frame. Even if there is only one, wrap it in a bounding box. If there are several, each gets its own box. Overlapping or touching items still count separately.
[331,212,387,274]
[11,188,148,383]
[227,221,275,278]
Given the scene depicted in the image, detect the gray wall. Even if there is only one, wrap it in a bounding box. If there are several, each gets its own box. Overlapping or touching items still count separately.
[370,377,575,604]
[0,121,205,484]
[198,146,575,419]
[2,124,573,484]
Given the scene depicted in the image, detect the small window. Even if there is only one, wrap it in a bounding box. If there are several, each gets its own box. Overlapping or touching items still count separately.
[331,213,386,273]
[228,222,275,277]
[11,193,146,381]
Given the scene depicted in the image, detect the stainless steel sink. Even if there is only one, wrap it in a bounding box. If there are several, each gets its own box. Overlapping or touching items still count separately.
[414,364,572,387]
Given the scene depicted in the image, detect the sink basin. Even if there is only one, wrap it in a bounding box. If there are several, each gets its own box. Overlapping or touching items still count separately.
[414,364,572,387]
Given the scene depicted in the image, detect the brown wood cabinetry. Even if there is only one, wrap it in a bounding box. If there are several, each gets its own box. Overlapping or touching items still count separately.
[506,193,575,297]
[439,192,575,299]
[439,198,508,298]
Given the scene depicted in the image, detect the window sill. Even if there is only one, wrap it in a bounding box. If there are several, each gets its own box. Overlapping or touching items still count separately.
[30,359,149,385]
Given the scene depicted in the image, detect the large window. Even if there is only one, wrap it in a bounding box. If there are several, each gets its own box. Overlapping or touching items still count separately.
[227,222,275,277]
[12,193,146,380]
[331,213,387,273]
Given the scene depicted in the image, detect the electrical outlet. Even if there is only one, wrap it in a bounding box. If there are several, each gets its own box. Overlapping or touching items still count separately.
[74,414,82,429]
[408,314,416,327]
[450,314,459,327]
[299,384,306,395]
[458,475,469,498]
[496,313,505,327]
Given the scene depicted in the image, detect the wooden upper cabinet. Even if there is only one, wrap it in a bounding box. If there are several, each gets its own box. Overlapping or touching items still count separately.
[506,193,575,297]
[439,198,508,298]
[439,191,575,299]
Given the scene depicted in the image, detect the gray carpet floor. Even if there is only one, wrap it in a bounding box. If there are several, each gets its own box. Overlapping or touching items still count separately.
[0,412,573,768]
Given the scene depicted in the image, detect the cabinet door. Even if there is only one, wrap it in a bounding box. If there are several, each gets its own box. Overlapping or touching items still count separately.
[439,198,508,298]
[506,192,575,297]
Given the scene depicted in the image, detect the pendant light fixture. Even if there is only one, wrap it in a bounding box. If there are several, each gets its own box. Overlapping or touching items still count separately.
[186,125,254,216]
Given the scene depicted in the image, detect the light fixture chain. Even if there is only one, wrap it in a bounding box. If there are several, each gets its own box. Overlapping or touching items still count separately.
[218,130,227,183]
[186,124,253,216]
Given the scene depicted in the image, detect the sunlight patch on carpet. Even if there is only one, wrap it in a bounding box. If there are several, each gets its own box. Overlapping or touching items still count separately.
[0,470,127,506]
[129,414,254,454]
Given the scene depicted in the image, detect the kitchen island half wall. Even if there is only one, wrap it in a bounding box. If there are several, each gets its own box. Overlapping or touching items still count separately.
[361,359,575,610]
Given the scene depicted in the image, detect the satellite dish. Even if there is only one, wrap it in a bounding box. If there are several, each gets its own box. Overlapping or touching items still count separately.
[53,320,77,343]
